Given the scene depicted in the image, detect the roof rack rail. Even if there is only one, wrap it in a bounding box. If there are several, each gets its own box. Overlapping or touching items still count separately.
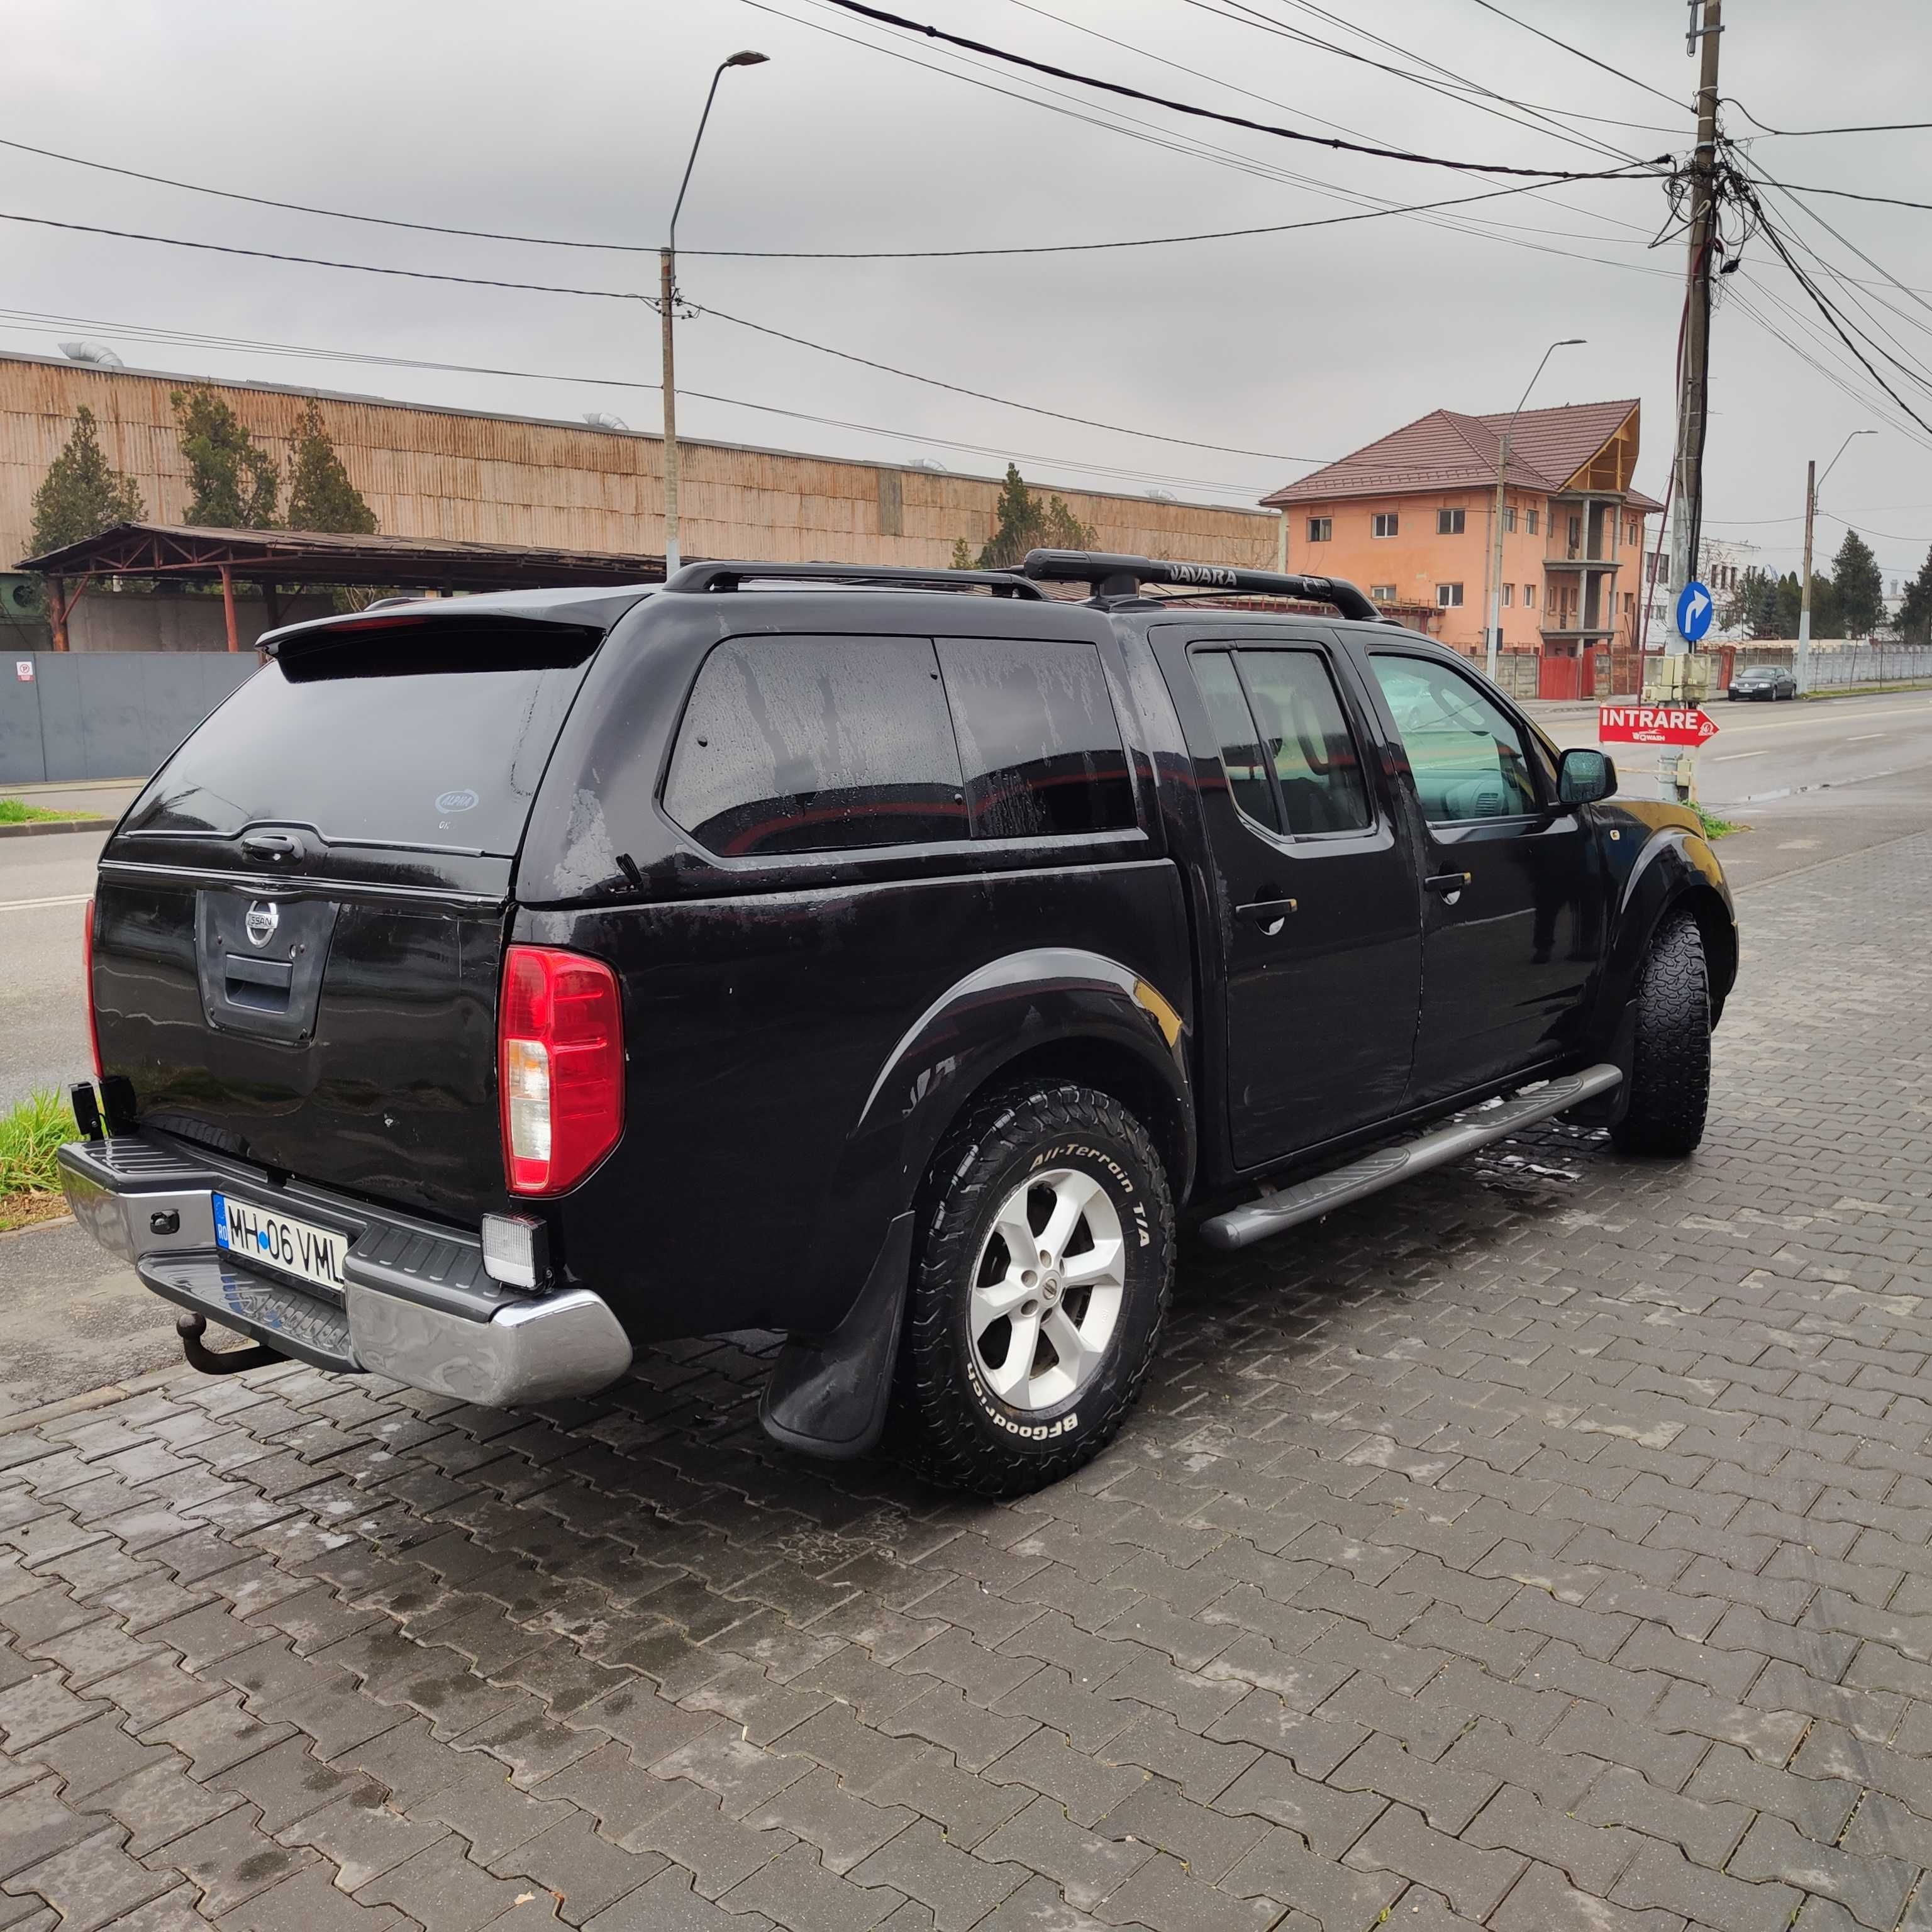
[664,560,1043,599]
[1022,548,1383,622]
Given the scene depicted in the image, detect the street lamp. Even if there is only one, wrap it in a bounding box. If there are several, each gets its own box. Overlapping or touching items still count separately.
[1796,428,1875,692]
[660,50,769,575]
[1485,338,1585,684]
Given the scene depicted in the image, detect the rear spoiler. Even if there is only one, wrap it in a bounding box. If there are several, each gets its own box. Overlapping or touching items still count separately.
[258,592,651,658]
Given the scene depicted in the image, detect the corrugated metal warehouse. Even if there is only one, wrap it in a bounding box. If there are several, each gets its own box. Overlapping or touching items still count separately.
[0,352,1277,586]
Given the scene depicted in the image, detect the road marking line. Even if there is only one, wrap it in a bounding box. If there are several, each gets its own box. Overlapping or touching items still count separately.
[1713,750,1768,762]
[0,894,90,913]
[1848,732,1887,741]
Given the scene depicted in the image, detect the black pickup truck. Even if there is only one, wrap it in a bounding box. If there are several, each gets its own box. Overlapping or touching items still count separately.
[61,551,1735,1496]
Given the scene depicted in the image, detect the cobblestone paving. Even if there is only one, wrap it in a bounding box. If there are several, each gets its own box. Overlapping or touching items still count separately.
[3,833,1929,1931]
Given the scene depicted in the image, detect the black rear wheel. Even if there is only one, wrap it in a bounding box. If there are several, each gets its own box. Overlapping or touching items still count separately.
[891,1082,1174,1497]
[1612,911,1711,1158]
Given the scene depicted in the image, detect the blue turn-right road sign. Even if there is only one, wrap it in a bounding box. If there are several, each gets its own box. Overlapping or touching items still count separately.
[1676,580,1715,644]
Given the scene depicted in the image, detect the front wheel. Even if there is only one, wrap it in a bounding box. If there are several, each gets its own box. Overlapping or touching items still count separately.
[892,1082,1174,1497]
[1612,911,1712,1158]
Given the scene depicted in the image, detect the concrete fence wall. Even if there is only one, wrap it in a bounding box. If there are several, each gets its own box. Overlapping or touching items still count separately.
[1803,644,1932,689]
[0,652,257,786]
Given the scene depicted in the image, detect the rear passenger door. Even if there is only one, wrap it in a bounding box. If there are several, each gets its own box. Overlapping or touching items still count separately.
[1159,630,1422,1169]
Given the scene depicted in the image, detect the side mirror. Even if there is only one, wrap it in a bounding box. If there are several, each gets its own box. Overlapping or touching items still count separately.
[1558,747,1616,806]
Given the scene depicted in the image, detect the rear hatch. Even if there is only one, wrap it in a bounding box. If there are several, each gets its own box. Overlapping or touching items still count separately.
[91,606,619,1223]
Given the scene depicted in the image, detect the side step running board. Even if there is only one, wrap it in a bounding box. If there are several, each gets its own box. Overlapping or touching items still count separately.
[1200,1063,1623,1252]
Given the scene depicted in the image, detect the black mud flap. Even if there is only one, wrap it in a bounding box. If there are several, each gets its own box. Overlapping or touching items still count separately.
[759,1212,914,1461]
[1567,999,1638,1128]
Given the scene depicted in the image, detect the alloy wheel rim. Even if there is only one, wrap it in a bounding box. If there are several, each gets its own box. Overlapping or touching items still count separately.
[968,1167,1125,1411]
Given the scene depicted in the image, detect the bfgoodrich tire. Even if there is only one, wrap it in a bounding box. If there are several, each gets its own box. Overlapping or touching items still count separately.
[1612,911,1711,1158]
[892,1082,1174,1498]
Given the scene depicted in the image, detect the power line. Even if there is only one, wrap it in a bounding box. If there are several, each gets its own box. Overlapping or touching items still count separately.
[0,135,658,255]
[1169,0,1641,166]
[1730,175,1932,437]
[814,0,1671,177]
[1725,102,1932,138]
[687,301,1312,458]
[750,0,1672,270]
[1457,0,1685,109]
[1762,179,1932,216]
[0,307,1283,496]
[688,169,1664,258]
[0,209,1334,462]
[0,209,644,299]
[0,112,1660,266]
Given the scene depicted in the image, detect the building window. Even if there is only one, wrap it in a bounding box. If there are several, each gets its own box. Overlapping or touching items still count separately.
[1372,512,1399,538]
[1625,516,1640,545]
[1436,583,1464,608]
[1306,516,1332,543]
[1502,506,1517,534]
[1502,583,1514,607]
[1369,584,1397,601]
[1436,508,1465,536]
[1524,583,1536,609]
[1526,508,1540,536]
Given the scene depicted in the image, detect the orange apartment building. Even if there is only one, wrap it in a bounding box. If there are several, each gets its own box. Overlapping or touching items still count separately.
[1264,399,1660,697]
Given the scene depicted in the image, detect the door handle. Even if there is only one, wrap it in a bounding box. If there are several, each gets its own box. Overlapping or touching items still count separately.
[1238,897,1298,936]
[240,830,305,865]
[1425,871,1472,905]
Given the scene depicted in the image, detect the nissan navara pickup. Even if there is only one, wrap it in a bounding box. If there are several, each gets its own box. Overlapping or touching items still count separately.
[60,550,1736,1496]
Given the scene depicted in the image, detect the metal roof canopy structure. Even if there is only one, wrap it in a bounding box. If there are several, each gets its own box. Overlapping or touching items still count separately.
[17,520,667,652]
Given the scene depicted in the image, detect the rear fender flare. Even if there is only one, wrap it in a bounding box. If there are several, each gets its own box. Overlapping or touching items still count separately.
[759,948,1193,1460]
[820,947,1192,1323]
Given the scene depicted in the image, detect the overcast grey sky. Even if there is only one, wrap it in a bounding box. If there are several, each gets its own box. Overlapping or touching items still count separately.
[9,0,1930,584]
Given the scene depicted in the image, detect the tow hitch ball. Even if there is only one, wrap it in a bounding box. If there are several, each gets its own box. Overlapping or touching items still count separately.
[175,1311,283,1376]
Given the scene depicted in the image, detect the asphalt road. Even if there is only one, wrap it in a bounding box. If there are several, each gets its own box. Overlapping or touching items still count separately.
[4,694,1931,1114]
[0,828,106,1108]
[1541,686,1932,809]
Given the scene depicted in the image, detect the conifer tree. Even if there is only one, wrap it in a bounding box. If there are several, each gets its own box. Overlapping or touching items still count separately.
[29,406,145,554]
[286,401,377,534]
[172,387,279,528]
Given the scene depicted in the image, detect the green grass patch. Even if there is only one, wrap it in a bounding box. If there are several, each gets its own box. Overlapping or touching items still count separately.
[0,798,101,824]
[1696,805,1744,840]
[0,1088,75,1231]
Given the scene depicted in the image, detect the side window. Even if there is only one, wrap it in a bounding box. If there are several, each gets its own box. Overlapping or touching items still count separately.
[1193,652,1280,831]
[936,636,1135,838]
[665,635,966,855]
[1370,655,1540,823]
[1192,648,1372,837]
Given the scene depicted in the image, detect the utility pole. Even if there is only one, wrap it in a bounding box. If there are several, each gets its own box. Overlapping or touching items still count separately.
[660,51,769,577]
[1796,429,1874,691]
[1796,457,1816,691]
[1667,0,1722,669]
[1485,338,1584,684]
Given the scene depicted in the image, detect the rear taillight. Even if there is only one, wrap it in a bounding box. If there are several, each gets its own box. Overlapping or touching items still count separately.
[498,945,624,1195]
[82,896,102,1079]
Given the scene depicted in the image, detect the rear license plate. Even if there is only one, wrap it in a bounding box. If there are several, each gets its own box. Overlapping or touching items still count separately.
[213,1192,347,1296]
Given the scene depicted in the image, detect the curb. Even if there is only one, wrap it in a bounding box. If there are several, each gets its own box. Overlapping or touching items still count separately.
[0,817,106,839]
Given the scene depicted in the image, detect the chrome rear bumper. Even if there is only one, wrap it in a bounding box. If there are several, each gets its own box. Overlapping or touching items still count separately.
[58,1135,632,1407]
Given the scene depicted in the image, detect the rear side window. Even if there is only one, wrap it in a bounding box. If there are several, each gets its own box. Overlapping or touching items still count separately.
[124,619,599,857]
[937,637,1135,838]
[664,636,966,855]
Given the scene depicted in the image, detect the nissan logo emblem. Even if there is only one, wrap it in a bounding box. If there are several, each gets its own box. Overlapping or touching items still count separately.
[245,901,280,948]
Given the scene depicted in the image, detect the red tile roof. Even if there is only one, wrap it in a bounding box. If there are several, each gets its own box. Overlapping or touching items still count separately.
[1264,399,1661,511]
